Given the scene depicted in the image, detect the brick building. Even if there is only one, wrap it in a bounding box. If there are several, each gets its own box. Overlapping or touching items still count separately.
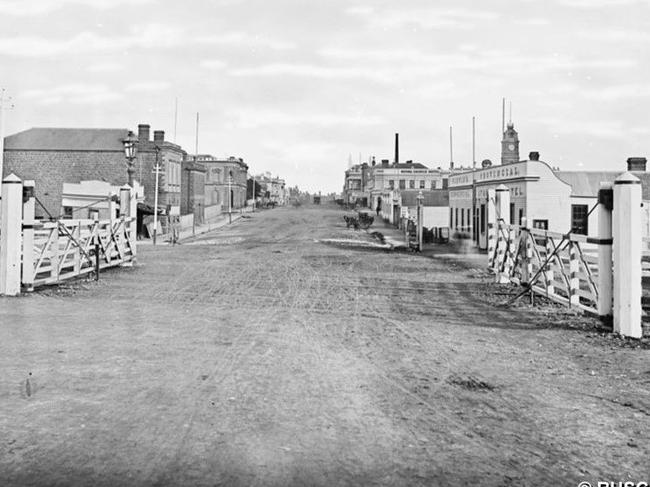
[3,124,184,220]
[181,157,207,223]
[3,127,132,219]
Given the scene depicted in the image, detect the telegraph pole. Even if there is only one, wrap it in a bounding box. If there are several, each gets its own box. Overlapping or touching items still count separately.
[0,89,14,198]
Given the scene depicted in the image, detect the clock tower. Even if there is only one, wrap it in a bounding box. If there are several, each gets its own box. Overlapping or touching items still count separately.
[501,121,520,165]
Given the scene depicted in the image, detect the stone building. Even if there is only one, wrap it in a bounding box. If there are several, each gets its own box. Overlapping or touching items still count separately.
[181,157,206,224]
[195,155,248,210]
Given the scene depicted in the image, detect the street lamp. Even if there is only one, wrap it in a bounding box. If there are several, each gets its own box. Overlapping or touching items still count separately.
[416,190,424,252]
[122,130,138,188]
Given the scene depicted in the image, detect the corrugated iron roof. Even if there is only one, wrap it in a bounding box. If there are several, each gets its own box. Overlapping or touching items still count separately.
[554,171,619,197]
[4,127,130,151]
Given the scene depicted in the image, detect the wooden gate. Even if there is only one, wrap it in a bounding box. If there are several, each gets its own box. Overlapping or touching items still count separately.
[490,221,602,314]
[25,217,136,289]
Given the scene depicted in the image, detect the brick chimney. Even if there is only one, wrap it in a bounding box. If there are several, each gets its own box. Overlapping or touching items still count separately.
[529,151,540,161]
[381,159,389,167]
[394,133,399,164]
[153,130,165,143]
[627,157,647,171]
[138,124,150,142]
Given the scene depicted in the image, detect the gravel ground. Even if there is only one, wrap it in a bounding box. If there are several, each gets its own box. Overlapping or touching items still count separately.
[0,205,648,486]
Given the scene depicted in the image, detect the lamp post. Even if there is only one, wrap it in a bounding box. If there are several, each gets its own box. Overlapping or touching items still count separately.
[416,190,424,252]
[122,130,138,188]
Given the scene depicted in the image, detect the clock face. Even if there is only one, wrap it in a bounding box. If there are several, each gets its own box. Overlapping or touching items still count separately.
[508,144,515,151]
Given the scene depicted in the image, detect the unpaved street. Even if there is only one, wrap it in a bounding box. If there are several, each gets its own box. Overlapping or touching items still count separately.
[0,205,648,486]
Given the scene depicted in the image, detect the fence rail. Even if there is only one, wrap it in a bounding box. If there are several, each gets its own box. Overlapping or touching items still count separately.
[27,217,135,288]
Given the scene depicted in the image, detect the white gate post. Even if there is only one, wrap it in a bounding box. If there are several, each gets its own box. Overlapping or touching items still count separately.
[495,184,511,283]
[613,172,642,338]
[22,180,35,291]
[487,188,497,269]
[0,174,23,296]
[119,185,131,218]
[597,183,613,317]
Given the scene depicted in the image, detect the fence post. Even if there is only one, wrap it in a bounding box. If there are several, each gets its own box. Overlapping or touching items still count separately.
[495,184,510,283]
[597,183,613,317]
[545,238,555,297]
[22,180,35,291]
[119,185,130,218]
[613,172,642,338]
[0,174,23,295]
[520,217,530,285]
[487,188,497,269]
[569,241,580,306]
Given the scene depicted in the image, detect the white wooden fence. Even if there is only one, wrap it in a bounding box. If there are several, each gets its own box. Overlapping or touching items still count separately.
[488,173,643,339]
[1,174,136,295]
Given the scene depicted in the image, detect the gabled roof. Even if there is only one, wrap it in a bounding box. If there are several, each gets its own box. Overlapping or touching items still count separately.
[554,171,619,197]
[400,189,449,207]
[4,127,130,152]
[555,170,650,200]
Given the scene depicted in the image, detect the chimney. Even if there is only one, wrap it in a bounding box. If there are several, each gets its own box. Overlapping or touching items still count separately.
[381,159,389,167]
[394,133,399,164]
[153,130,165,143]
[627,157,647,172]
[529,151,540,161]
[371,156,376,167]
[138,124,150,142]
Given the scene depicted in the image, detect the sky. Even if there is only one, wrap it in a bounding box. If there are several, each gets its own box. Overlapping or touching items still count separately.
[0,0,649,193]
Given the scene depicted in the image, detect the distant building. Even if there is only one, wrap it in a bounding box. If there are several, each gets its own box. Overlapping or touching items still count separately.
[181,157,207,224]
[342,162,370,206]
[448,120,650,249]
[255,172,288,206]
[195,155,248,210]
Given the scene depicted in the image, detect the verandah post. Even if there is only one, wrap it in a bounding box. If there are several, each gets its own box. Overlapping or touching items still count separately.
[612,172,642,338]
[0,174,23,295]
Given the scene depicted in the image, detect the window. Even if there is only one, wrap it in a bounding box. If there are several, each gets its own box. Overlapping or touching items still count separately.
[399,180,406,190]
[571,204,589,235]
[419,180,425,189]
[519,209,524,225]
[455,208,459,229]
[63,206,73,219]
[461,208,464,228]
[409,180,415,189]
[386,180,393,189]
[480,204,486,233]
[533,219,548,230]
[510,203,515,224]
[467,208,471,230]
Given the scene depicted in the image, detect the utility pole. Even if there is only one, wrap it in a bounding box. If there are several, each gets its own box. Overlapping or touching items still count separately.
[153,147,161,245]
[472,116,477,243]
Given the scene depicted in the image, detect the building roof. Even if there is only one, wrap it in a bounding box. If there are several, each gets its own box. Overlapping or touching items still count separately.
[400,189,449,207]
[4,127,130,152]
[555,171,619,197]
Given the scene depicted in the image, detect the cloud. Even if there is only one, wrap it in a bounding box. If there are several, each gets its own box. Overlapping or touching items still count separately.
[200,59,228,70]
[345,5,499,30]
[195,32,295,50]
[555,0,650,6]
[0,0,152,16]
[0,23,184,57]
[125,81,171,93]
[231,108,386,129]
[86,61,125,73]
[21,83,123,105]
[578,28,650,42]
[580,83,650,100]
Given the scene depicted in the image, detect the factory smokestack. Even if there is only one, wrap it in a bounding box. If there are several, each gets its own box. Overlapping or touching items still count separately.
[394,133,399,165]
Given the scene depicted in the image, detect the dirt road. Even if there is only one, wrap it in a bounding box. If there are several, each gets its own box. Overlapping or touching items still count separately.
[0,205,648,486]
